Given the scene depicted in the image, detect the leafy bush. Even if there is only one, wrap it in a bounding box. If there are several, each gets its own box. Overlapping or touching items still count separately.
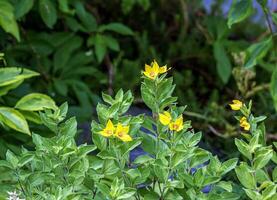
[0,62,276,199]
[0,55,58,158]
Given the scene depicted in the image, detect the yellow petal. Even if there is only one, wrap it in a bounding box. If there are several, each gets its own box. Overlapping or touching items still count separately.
[159,111,172,125]
[99,130,112,137]
[239,117,250,131]
[175,115,184,131]
[115,123,123,134]
[115,123,129,136]
[239,117,247,124]
[229,100,242,111]
[152,60,160,73]
[106,119,114,131]
[169,115,184,132]
[144,64,152,73]
[119,134,132,142]
[143,71,156,80]
[243,123,250,131]
[122,125,130,134]
[159,65,168,74]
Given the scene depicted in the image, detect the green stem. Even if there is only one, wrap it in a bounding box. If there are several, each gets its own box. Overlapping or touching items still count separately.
[15,169,27,198]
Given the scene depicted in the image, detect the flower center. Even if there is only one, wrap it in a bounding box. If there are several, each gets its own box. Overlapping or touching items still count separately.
[173,124,179,130]
[118,132,123,137]
[150,72,156,77]
[106,130,113,135]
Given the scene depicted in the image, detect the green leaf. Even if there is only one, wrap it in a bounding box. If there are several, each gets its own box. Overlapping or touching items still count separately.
[117,188,136,199]
[0,160,13,169]
[95,34,107,63]
[227,0,253,28]
[221,158,238,175]
[213,41,232,84]
[39,0,57,28]
[270,69,277,111]
[235,138,252,160]
[261,184,277,200]
[235,162,256,189]
[98,23,134,35]
[253,147,273,170]
[5,150,18,168]
[53,35,83,72]
[58,0,74,15]
[105,35,120,51]
[141,83,156,112]
[190,149,210,168]
[217,181,233,192]
[18,153,34,167]
[122,139,142,157]
[74,1,97,32]
[0,107,30,135]
[0,0,20,40]
[0,80,23,96]
[14,0,34,19]
[244,189,262,200]
[0,67,39,87]
[244,37,272,68]
[133,155,154,164]
[15,93,57,111]
[60,117,77,137]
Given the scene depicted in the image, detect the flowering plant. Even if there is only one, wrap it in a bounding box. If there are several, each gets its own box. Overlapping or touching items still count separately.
[0,61,276,200]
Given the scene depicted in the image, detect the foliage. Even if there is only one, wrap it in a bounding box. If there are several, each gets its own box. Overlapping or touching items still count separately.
[0,62,275,199]
[0,55,58,158]
[0,1,276,199]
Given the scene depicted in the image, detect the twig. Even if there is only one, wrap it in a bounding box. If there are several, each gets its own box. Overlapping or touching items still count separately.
[183,111,217,123]
[208,125,228,138]
[179,0,189,33]
[245,83,270,98]
[267,133,277,140]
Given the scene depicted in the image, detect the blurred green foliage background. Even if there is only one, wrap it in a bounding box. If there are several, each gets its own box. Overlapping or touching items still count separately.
[0,0,276,158]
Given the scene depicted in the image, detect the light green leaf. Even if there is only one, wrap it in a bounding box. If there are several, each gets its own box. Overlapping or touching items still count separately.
[15,93,57,111]
[221,158,238,175]
[0,67,39,87]
[227,0,253,28]
[0,80,23,96]
[235,162,256,189]
[0,107,30,135]
[0,0,20,40]
[253,147,273,170]
[235,138,252,160]
[244,37,272,69]
[39,0,57,28]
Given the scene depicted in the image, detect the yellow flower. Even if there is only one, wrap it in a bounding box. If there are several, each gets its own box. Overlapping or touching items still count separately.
[169,115,184,132]
[239,117,250,131]
[229,100,243,111]
[143,60,169,80]
[99,119,115,137]
[115,123,132,142]
[159,111,184,132]
[159,111,172,125]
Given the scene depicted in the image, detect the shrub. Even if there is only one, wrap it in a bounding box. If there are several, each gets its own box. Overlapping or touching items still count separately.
[1,61,275,199]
